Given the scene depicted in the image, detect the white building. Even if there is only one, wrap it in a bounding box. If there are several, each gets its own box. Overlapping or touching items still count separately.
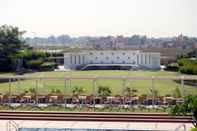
[64,50,160,70]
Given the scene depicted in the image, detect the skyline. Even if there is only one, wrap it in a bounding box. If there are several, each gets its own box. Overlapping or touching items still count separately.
[1,0,197,37]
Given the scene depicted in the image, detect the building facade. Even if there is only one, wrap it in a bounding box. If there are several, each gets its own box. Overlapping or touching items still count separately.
[64,50,160,69]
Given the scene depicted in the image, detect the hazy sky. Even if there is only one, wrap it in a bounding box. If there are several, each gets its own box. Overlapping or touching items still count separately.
[0,0,196,37]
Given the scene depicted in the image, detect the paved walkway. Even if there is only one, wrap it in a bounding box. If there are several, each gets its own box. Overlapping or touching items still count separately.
[0,120,194,131]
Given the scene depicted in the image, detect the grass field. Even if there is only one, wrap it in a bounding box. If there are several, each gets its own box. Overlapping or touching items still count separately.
[0,70,197,96]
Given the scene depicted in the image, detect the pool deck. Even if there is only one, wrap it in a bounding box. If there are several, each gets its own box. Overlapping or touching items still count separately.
[0,120,194,131]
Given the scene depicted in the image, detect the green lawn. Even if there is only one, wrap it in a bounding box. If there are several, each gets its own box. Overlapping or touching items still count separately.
[0,70,196,96]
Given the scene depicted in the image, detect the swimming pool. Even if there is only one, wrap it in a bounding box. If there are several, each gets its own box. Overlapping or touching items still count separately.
[19,128,152,131]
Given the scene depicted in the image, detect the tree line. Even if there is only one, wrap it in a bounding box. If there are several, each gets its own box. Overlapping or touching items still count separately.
[25,34,197,49]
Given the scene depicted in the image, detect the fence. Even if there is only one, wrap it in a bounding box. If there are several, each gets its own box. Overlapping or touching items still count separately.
[0,75,196,107]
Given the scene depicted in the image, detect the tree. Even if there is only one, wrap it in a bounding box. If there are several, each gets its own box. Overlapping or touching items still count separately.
[97,86,111,98]
[14,49,51,70]
[171,95,197,127]
[0,25,25,71]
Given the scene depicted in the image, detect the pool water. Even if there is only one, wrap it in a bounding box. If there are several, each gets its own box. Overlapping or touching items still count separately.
[19,128,151,131]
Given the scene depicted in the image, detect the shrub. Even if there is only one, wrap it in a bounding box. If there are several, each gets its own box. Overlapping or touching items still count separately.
[170,95,197,127]
[26,59,44,69]
[98,86,112,98]
[72,86,84,96]
[178,58,188,66]
[123,87,138,97]
[178,58,197,75]
[165,63,179,71]
[15,49,49,60]
[40,62,56,69]
[180,65,197,75]
[13,49,51,71]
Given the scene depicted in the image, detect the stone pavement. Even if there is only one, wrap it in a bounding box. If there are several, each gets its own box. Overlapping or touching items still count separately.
[0,120,194,131]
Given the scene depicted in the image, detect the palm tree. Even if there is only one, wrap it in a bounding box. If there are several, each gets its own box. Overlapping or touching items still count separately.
[72,86,84,97]
[172,87,182,98]
[149,88,159,106]
[124,87,132,97]
[124,87,138,97]
[29,88,36,103]
[97,86,111,98]
[150,88,159,98]
[71,86,85,106]
[97,86,112,105]
[139,94,147,104]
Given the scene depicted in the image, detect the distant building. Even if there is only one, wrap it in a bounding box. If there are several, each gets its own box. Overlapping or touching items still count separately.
[64,50,160,70]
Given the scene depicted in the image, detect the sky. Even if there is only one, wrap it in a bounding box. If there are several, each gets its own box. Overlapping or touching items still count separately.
[0,0,197,37]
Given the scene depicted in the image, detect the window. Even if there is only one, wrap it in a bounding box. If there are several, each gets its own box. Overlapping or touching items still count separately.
[128,57,130,59]
[89,52,93,55]
[95,57,98,60]
[117,56,120,59]
[122,61,125,64]
[111,52,114,55]
[100,52,103,55]
[106,56,109,60]
[122,52,125,55]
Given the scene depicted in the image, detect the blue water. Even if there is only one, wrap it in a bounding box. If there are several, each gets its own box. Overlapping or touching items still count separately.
[19,128,150,131]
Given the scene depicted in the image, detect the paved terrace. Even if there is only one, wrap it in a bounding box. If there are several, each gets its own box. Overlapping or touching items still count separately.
[0,120,194,131]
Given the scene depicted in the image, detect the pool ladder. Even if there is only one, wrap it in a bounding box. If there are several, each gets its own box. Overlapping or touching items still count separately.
[7,120,19,131]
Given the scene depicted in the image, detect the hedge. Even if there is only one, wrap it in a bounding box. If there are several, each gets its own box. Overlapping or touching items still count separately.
[178,58,197,75]
[26,59,44,69]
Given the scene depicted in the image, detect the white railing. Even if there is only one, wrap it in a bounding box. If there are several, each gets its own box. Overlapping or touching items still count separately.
[7,120,19,131]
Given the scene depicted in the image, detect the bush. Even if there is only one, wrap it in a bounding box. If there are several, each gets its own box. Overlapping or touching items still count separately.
[179,65,197,75]
[13,49,51,70]
[165,63,179,71]
[98,86,111,97]
[15,49,49,60]
[170,95,197,127]
[40,62,56,70]
[26,59,44,69]
[178,58,188,66]
[172,87,182,98]
[178,58,197,75]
